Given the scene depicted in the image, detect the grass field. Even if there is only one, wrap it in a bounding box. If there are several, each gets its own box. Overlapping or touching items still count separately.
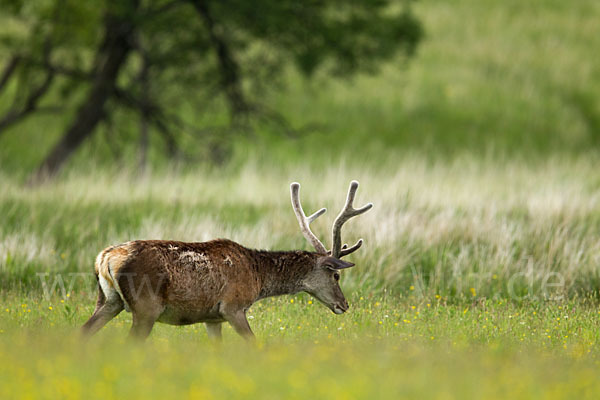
[2,157,600,398]
[2,0,600,398]
[1,293,600,399]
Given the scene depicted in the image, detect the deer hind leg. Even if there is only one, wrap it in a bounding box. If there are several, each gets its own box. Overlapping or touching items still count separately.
[124,289,163,340]
[205,322,223,341]
[121,281,165,341]
[126,294,165,340]
[116,268,166,341]
[128,310,159,340]
[81,280,124,337]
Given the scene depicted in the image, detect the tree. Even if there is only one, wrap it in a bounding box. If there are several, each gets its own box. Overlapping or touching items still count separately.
[0,0,422,181]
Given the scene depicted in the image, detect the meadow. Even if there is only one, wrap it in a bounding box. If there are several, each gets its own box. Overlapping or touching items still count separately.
[2,157,600,398]
[1,289,600,399]
[2,0,600,398]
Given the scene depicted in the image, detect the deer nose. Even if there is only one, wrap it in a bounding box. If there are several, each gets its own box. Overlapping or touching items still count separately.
[339,300,349,312]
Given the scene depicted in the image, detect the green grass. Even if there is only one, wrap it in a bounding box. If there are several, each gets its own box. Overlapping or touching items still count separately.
[1,293,600,399]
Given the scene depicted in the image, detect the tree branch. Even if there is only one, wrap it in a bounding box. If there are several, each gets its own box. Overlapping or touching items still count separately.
[0,45,56,135]
[189,0,249,120]
[46,64,91,81]
[112,86,179,158]
[0,72,55,133]
[251,102,320,139]
[0,55,21,94]
[141,0,184,18]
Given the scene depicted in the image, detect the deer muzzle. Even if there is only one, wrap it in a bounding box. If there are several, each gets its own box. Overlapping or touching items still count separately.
[332,299,349,314]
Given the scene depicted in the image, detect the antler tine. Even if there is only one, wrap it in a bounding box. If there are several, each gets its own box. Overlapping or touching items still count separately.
[290,182,328,254]
[339,239,363,257]
[331,180,373,258]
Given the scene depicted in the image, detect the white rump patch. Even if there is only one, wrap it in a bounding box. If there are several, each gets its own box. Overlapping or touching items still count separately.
[98,275,116,300]
[98,262,131,312]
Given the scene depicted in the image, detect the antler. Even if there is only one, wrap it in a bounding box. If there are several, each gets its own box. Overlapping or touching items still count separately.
[331,180,373,258]
[290,182,328,254]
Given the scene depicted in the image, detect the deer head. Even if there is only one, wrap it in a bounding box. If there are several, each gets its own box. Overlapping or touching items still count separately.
[290,181,373,314]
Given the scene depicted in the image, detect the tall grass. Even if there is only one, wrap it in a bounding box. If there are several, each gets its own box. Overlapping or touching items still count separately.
[2,155,599,299]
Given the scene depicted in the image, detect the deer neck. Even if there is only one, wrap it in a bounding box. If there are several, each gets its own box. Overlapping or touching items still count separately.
[253,250,314,300]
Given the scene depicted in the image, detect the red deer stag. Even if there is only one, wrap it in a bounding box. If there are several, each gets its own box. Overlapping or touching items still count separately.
[81,181,372,340]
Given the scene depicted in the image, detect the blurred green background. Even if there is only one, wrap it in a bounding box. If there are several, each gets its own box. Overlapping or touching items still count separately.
[1,0,598,177]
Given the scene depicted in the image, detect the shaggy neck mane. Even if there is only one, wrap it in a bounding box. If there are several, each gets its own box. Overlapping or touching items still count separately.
[251,249,316,299]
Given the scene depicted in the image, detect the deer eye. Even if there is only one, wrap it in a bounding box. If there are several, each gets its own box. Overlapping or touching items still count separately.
[333,272,340,281]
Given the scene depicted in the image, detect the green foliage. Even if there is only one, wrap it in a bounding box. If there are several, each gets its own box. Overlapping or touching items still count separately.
[0,0,422,177]
[212,0,422,76]
[1,0,599,174]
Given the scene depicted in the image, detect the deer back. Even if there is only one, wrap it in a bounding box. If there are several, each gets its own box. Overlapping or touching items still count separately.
[96,239,263,315]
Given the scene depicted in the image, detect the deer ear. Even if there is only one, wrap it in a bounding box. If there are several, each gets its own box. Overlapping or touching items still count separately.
[319,256,355,270]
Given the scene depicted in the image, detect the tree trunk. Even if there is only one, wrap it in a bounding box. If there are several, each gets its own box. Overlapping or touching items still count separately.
[31,4,138,183]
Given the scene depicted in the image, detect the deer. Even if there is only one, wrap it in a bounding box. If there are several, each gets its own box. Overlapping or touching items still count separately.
[80,181,372,341]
